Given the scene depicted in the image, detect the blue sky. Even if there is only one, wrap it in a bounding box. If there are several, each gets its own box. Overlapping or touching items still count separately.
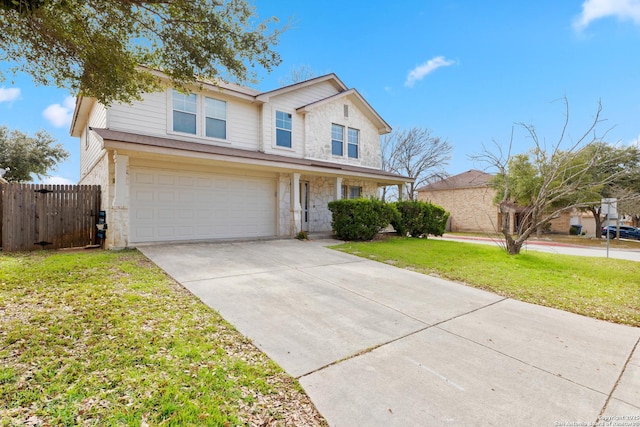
[1,0,640,183]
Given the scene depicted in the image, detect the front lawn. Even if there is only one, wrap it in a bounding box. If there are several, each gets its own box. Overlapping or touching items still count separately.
[334,238,640,327]
[0,249,325,426]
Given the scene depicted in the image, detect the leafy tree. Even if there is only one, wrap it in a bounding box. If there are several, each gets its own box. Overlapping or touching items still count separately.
[0,126,69,182]
[566,143,640,237]
[0,0,283,105]
[381,127,452,201]
[474,99,638,254]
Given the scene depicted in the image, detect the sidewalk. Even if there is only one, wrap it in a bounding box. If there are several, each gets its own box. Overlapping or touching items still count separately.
[435,234,640,261]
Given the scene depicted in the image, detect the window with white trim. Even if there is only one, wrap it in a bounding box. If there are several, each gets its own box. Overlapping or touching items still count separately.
[205,97,226,139]
[347,128,359,159]
[332,123,344,156]
[172,90,197,134]
[275,110,292,148]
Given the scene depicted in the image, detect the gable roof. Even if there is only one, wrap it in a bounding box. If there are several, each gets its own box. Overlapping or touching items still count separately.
[296,89,391,134]
[70,72,387,137]
[417,170,495,191]
[255,74,348,101]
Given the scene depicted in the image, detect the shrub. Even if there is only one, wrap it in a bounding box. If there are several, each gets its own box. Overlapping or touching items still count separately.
[392,200,449,238]
[328,198,397,241]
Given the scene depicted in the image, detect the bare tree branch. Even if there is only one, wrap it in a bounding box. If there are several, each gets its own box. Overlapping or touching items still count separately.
[472,98,639,254]
[382,127,452,200]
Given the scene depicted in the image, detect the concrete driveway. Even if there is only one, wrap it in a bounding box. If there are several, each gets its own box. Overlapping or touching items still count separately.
[140,239,640,426]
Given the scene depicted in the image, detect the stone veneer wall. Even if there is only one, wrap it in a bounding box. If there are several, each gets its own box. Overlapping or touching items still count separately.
[278,174,292,236]
[301,176,379,233]
[78,151,131,249]
[418,187,498,233]
[78,152,117,246]
[302,175,334,233]
[303,98,381,169]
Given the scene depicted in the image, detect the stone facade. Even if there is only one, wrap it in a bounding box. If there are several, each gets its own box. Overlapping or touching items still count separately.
[278,174,292,236]
[303,98,381,169]
[297,176,379,234]
[78,151,132,249]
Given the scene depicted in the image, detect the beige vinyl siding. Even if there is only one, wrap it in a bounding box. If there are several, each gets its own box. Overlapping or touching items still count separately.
[226,100,259,151]
[109,91,167,136]
[80,102,107,179]
[262,81,341,158]
[108,90,260,152]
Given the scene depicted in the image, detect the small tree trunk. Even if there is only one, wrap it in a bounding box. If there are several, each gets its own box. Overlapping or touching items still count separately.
[589,206,603,239]
[507,240,523,255]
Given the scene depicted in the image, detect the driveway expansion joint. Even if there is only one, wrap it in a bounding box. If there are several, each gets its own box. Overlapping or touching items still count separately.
[297,297,510,380]
[597,336,640,420]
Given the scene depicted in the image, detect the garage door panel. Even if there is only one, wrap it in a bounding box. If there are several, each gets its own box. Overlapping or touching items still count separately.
[130,168,276,243]
[135,173,154,185]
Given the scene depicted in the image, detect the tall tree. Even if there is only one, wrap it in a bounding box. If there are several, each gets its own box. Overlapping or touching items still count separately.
[381,127,452,201]
[568,143,640,237]
[473,99,637,254]
[0,126,69,182]
[0,0,283,105]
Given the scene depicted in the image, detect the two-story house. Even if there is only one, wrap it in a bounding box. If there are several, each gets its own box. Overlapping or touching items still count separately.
[71,72,410,248]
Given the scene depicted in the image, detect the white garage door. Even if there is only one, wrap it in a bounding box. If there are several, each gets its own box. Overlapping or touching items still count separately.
[130,168,276,243]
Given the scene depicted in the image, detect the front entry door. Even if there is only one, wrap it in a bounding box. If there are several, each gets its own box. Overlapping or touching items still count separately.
[300,181,309,232]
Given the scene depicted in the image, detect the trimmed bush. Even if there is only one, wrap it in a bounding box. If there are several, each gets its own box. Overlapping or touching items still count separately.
[328,198,397,241]
[392,200,449,238]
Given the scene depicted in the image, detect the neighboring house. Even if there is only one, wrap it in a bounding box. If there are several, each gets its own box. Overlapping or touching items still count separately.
[417,170,498,233]
[418,169,585,235]
[71,72,409,248]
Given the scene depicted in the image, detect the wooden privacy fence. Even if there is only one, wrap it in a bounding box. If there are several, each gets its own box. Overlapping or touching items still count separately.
[0,184,101,251]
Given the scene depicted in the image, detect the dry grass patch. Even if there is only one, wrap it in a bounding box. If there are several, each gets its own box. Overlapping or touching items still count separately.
[0,249,326,426]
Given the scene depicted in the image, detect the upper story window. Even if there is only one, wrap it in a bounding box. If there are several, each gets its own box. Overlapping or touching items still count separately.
[172,90,197,134]
[275,111,292,148]
[205,97,226,139]
[170,90,227,140]
[331,124,344,156]
[348,128,359,159]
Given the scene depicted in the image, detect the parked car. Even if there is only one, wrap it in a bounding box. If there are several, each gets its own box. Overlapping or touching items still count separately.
[601,225,640,240]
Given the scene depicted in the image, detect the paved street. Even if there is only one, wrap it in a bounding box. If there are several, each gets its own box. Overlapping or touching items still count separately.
[435,234,640,261]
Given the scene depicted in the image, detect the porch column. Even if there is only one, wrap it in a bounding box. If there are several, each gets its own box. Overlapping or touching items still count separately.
[277,174,289,236]
[110,152,130,249]
[398,183,406,201]
[335,177,343,200]
[112,152,129,207]
[290,173,301,235]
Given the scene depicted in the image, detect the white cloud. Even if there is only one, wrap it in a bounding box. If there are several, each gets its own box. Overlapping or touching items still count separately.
[405,56,456,88]
[0,87,21,103]
[42,96,76,128]
[40,176,76,185]
[574,0,640,31]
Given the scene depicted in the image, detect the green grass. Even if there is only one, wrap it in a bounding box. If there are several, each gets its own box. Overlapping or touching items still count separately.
[333,237,640,327]
[0,250,324,426]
